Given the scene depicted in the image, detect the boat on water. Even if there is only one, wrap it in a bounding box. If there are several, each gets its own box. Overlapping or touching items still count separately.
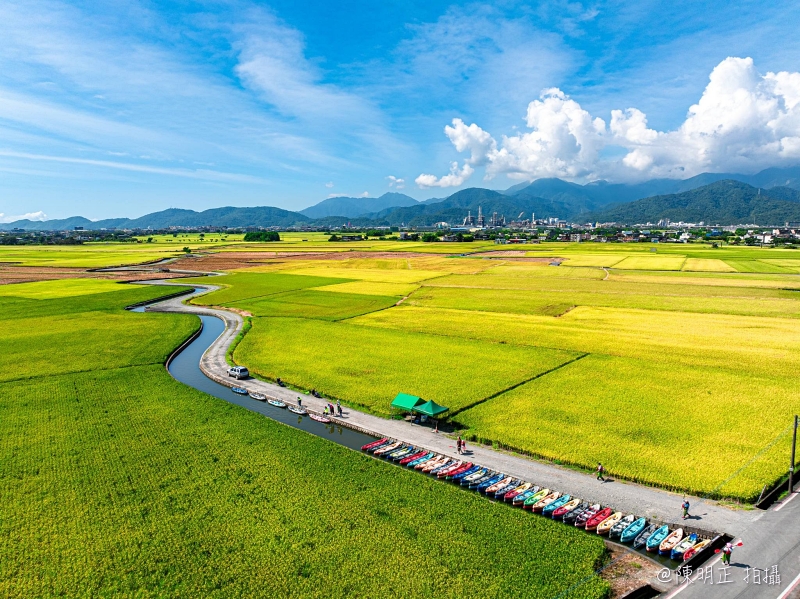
[408,453,435,468]
[487,477,515,496]
[511,487,539,507]
[503,482,533,502]
[620,517,648,544]
[609,514,636,539]
[373,441,402,456]
[583,507,611,530]
[478,474,507,493]
[231,387,248,395]
[451,465,481,482]
[361,438,388,452]
[532,492,561,513]
[671,533,698,561]
[467,471,496,490]
[386,445,413,460]
[249,391,267,401]
[682,538,711,561]
[574,504,602,527]
[398,450,426,465]
[542,495,572,517]
[632,523,658,549]
[563,502,591,525]
[432,460,459,476]
[267,399,286,408]
[422,456,449,473]
[309,413,331,424]
[443,463,473,480]
[646,525,671,552]
[596,512,624,535]
[418,455,445,471]
[287,405,307,416]
[438,461,469,479]
[522,488,550,509]
[461,468,489,486]
[552,498,582,519]
[658,528,684,556]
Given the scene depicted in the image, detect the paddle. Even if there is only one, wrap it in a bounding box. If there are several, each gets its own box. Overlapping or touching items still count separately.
[714,541,743,553]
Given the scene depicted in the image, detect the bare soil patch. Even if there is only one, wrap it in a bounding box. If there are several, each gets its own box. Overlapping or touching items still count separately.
[0,265,187,285]
[170,251,447,271]
[601,544,664,598]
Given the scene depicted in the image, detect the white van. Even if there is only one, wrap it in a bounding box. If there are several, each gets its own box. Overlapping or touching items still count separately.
[227,366,249,379]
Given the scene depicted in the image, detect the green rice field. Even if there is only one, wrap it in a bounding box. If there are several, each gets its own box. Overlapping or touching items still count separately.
[185,243,800,501]
[0,278,609,598]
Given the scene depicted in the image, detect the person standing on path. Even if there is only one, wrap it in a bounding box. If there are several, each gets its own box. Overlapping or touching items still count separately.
[597,463,605,481]
[297,397,302,407]
[721,542,733,565]
[456,436,462,454]
[682,500,690,520]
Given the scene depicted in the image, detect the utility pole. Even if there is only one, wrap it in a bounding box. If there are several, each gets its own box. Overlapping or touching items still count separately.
[790,415,798,493]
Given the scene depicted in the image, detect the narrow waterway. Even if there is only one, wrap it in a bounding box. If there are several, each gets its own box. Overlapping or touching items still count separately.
[132,298,378,451]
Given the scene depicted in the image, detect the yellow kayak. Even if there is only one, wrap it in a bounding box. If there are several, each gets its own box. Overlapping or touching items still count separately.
[596,511,623,535]
[682,538,711,561]
[532,492,561,513]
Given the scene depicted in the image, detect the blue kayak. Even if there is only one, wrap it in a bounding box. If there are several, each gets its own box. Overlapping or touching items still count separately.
[476,473,505,493]
[646,525,670,552]
[452,465,481,482]
[620,517,647,544]
[542,494,571,517]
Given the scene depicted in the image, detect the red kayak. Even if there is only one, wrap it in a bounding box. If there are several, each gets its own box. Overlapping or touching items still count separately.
[440,462,473,479]
[361,438,388,451]
[435,461,465,478]
[585,508,613,531]
[399,450,428,466]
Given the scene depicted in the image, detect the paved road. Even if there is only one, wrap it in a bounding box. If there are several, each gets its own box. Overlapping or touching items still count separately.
[142,281,758,536]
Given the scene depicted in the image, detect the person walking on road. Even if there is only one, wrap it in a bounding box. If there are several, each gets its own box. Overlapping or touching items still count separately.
[682,499,690,520]
[721,542,733,565]
[596,463,605,481]
[456,436,462,454]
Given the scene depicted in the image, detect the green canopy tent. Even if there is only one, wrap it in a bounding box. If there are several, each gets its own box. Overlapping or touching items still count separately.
[412,400,449,418]
[390,393,424,412]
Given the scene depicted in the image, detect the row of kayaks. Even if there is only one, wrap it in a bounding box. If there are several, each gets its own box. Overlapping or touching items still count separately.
[361,437,711,561]
[232,387,296,410]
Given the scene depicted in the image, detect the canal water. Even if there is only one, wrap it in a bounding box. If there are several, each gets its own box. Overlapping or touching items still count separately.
[133,298,377,451]
[132,292,691,570]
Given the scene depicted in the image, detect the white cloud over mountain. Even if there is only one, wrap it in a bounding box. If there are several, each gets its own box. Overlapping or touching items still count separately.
[417,57,800,187]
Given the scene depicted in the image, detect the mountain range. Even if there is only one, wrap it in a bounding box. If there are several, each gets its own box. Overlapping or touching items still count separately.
[4,166,800,230]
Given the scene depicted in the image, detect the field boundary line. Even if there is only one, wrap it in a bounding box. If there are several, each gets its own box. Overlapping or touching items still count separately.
[448,352,590,417]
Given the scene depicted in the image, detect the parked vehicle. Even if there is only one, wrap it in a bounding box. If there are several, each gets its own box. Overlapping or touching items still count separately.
[227,366,249,379]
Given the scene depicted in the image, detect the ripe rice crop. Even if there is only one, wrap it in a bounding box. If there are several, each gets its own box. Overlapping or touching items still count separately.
[560,254,627,267]
[722,260,793,274]
[235,317,578,415]
[0,278,129,298]
[191,272,350,305]
[613,255,687,271]
[283,266,446,283]
[311,281,420,297]
[681,258,737,272]
[232,290,399,320]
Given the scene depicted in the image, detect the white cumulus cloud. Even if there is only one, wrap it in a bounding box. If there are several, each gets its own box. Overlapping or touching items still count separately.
[386,175,405,189]
[0,210,48,223]
[417,57,800,185]
[415,161,474,188]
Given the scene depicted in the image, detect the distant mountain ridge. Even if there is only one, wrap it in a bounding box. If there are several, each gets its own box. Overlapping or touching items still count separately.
[587,180,800,225]
[299,192,418,218]
[4,166,800,230]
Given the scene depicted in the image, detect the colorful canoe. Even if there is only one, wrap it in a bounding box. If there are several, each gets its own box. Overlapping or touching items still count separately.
[542,494,572,517]
[461,468,489,486]
[408,453,435,468]
[552,498,583,520]
[585,507,613,531]
[399,450,427,465]
[373,441,402,456]
[267,399,286,408]
[492,479,521,498]
[522,488,550,509]
[361,438,389,452]
[476,473,505,492]
[609,514,637,539]
[682,538,711,561]
[575,504,602,527]
[532,492,562,513]
[486,476,514,495]
[659,528,684,556]
[620,517,648,544]
[249,392,266,401]
[438,461,469,479]
[596,512,623,535]
[386,446,413,460]
[512,487,541,506]
[633,524,659,549]
[646,525,670,552]
[504,482,533,502]
[231,387,248,395]
[563,503,591,525]
[309,413,330,423]
[671,533,698,561]
[420,456,447,472]
[448,464,478,480]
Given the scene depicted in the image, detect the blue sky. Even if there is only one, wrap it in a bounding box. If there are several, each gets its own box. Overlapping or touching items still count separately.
[2,0,800,220]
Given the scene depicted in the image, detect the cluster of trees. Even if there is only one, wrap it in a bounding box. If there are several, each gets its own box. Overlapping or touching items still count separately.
[243,231,281,242]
